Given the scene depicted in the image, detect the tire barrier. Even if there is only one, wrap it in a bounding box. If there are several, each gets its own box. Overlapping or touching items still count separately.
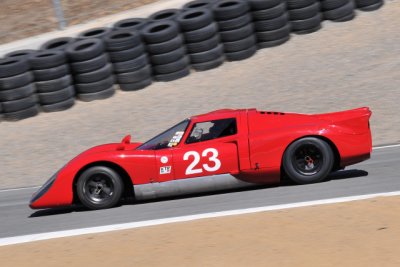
[355,0,384,11]
[249,0,291,48]
[104,30,152,91]
[0,57,39,120]
[212,0,257,61]
[177,8,224,71]
[29,50,75,112]
[321,0,356,22]
[142,20,190,81]
[66,38,115,101]
[0,0,386,121]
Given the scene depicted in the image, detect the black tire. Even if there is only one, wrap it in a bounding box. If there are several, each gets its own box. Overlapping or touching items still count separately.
[146,34,184,54]
[104,30,142,51]
[225,45,257,61]
[32,64,70,81]
[113,18,149,31]
[150,46,186,65]
[109,44,145,62]
[257,34,290,48]
[288,2,320,21]
[357,0,383,11]
[332,11,356,22]
[119,77,152,91]
[0,83,36,102]
[153,56,190,74]
[3,105,39,121]
[186,34,220,53]
[251,2,286,20]
[74,63,113,84]
[5,49,37,60]
[324,0,355,20]
[41,97,75,112]
[286,0,316,9]
[212,0,250,20]
[141,20,180,44]
[256,23,291,42]
[35,75,73,93]
[0,72,34,90]
[29,50,67,69]
[177,8,213,31]
[76,166,124,210]
[189,44,223,64]
[116,65,152,84]
[154,66,190,82]
[0,58,29,78]
[217,12,252,31]
[149,8,181,21]
[320,0,348,11]
[1,94,37,113]
[183,0,215,9]
[66,38,105,62]
[249,0,282,10]
[40,37,75,51]
[254,12,289,32]
[78,27,113,40]
[355,0,382,7]
[75,75,115,94]
[70,53,109,74]
[291,13,322,32]
[37,86,75,105]
[183,22,218,43]
[113,54,148,73]
[77,86,115,102]
[223,34,256,52]
[191,55,225,71]
[220,23,254,42]
[283,137,334,184]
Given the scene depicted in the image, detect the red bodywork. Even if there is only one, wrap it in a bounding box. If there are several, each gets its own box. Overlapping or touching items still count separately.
[30,107,372,209]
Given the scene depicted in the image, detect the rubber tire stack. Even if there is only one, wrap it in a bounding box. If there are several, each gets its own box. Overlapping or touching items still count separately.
[29,50,75,112]
[78,27,113,40]
[149,9,182,21]
[355,0,384,11]
[104,30,151,91]
[40,37,75,51]
[183,0,217,9]
[141,20,190,82]
[0,57,39,120]
[66,38,115,101]
[177,8,224,71]
[212,0,257,61]
[286,0,323,34]
[321,0,356,22]
[249,0,291,48]
[113,18,149,32]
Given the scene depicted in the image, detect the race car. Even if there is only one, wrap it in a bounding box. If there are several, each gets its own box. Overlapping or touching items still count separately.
[30,107,372,210]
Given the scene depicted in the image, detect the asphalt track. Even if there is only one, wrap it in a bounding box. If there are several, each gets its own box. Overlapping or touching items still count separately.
[0,145,399,239]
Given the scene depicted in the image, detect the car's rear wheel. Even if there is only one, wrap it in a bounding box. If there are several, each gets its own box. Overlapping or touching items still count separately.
[283,137,334,184]
[76,166,124,209]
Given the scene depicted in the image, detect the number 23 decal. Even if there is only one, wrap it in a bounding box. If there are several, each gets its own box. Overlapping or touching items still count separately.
[183,148,221,175]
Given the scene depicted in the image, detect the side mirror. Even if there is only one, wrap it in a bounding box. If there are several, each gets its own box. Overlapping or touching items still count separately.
[117,135,131,150]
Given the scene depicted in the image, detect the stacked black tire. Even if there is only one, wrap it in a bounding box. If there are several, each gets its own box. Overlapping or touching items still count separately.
[67,38,115,101]
[250,0,291,48]
[177,8,224,71]
[104,30,151,91]
[29,50,75,112]
[321,0,356,22]
[40,37,75,51]
[113,18,149,32]
[141,20,190,81]
[287,0,323,34]
[0,58,38,120]
[355,0,384,11]
[212,0,257,61]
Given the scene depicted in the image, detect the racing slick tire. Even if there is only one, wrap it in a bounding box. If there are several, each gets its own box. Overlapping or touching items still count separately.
[283,137,334,184]
[76,166,124,210]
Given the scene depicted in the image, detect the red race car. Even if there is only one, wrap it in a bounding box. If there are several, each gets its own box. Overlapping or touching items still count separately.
[30,107,372,210]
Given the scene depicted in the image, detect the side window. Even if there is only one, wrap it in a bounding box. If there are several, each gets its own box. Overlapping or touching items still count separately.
[186,118,237,144]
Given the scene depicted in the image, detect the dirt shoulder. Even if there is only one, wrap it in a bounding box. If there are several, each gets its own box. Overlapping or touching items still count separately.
[1,196,399,266]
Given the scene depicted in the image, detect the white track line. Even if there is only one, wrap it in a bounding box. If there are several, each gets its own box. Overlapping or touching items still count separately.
[1,190,400,247]
[372,144,400,150]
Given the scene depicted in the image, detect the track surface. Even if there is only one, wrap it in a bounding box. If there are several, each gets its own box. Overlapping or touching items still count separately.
[0,145,398,239]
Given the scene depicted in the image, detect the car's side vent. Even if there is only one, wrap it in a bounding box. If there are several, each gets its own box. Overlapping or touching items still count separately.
[259,111,285,115]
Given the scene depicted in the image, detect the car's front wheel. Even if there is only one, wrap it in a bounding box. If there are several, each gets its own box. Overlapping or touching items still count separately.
[76,166,124,210]
[283,137,334,184]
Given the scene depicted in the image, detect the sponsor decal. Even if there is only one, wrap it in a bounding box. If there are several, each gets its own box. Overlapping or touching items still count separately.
[160,166,172,174]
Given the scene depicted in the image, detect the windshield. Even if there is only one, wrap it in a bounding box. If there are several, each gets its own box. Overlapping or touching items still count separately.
[136,119,190,150]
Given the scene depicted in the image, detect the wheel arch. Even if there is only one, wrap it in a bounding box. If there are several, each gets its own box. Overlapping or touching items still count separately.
[73,161,134,204]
